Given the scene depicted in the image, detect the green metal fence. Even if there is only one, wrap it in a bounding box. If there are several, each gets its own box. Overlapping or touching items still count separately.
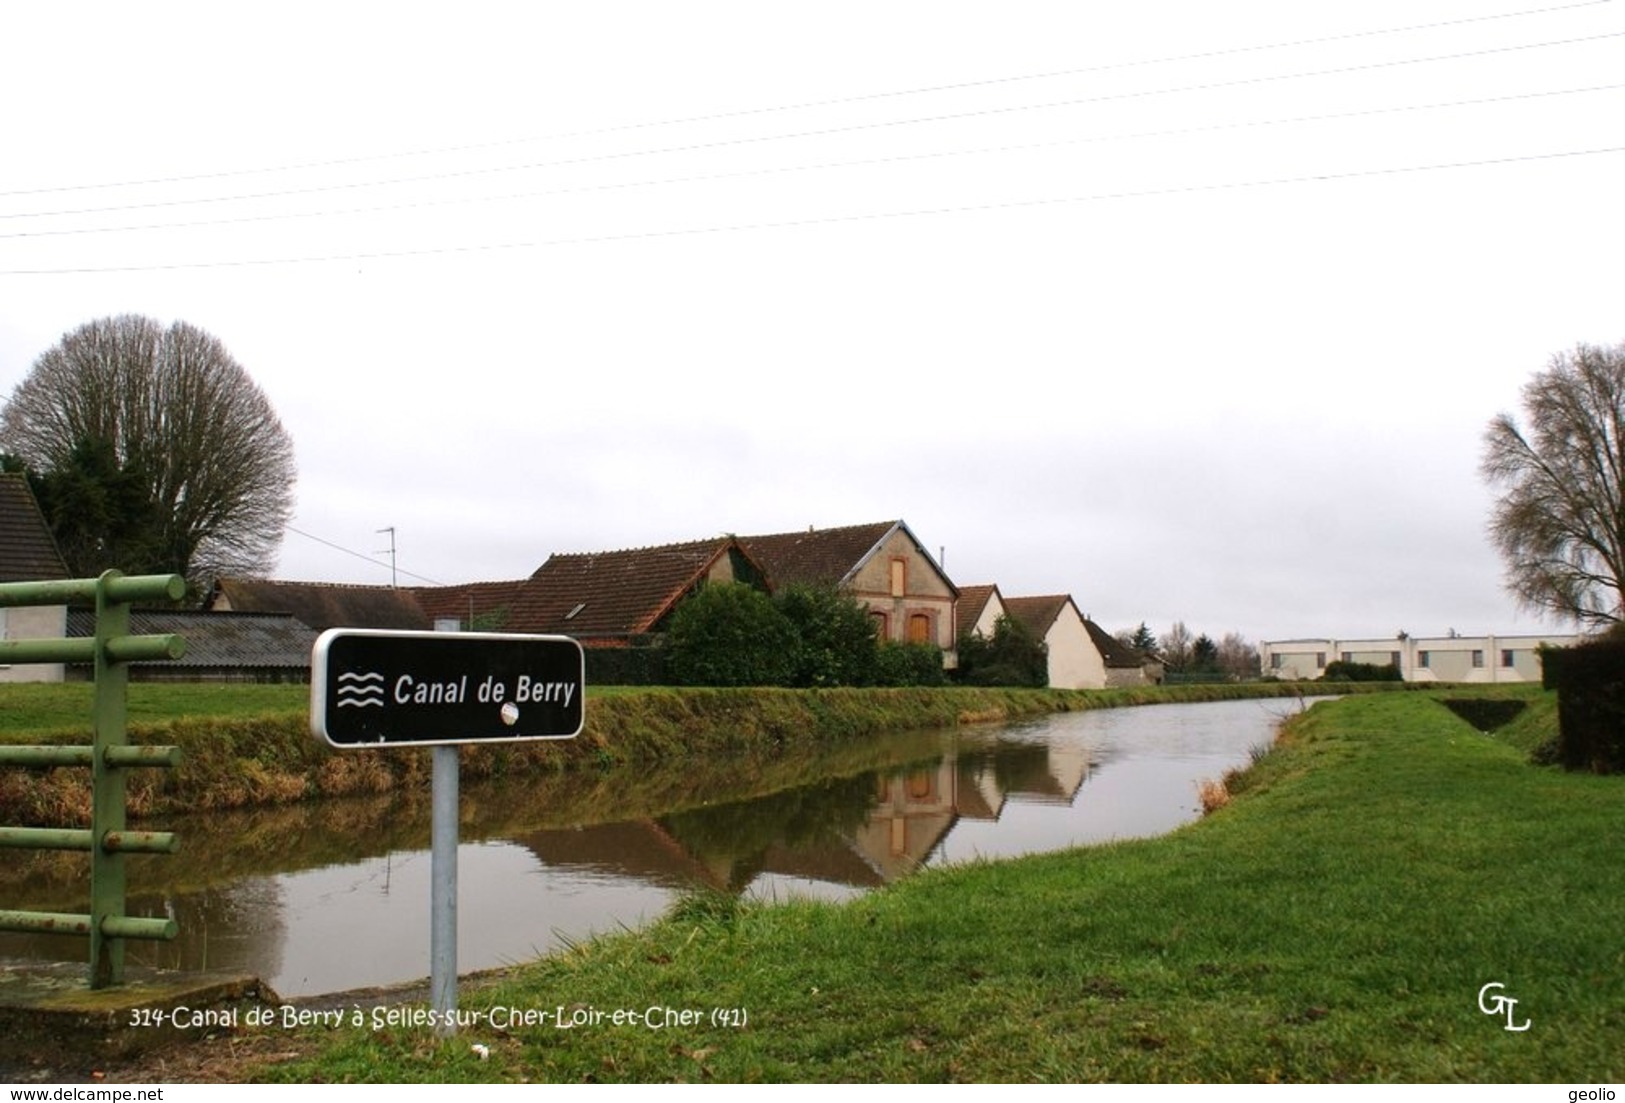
[0,571,186,988]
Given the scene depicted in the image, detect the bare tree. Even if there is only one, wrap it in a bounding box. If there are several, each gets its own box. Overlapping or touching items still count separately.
[1216,631,1260,681]
[1,315,295,586]
[1481,340,1625,628]
[1158,621,1194,672]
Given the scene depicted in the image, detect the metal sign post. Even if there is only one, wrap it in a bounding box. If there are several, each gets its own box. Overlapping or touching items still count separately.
[311,629,584,1034]
[431,744,458,1029]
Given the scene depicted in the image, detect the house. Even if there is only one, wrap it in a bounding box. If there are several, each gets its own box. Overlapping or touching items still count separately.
[208,577,433,631]
[740,520,959,664]
[1083,619,1164,687]
[412,578,536,634]
[415,536,768,645]
[1002,594,1107,689]
[955,584,1006,642]
[0,472,71,683]
[1258,633,1582,683]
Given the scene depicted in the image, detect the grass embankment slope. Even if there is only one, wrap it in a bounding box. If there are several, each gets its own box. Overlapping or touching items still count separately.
[263,690,1621,1083]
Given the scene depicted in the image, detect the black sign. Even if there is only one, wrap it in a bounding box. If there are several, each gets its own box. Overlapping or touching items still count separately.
[311,629,585,748]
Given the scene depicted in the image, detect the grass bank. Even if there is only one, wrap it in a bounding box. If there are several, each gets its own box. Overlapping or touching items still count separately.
[1,681,1369,825]
[258,690,1618,1083]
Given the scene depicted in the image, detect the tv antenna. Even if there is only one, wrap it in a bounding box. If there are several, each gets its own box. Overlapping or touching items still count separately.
[377,526,397,588]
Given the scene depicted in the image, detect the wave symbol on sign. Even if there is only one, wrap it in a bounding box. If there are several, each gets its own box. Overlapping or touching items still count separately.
[336,670,385,708]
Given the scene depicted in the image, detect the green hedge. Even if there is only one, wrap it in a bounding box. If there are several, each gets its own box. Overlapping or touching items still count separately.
[1541,638,1625,773]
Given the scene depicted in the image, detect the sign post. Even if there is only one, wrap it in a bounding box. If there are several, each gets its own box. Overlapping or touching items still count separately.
[312,629,584,1034]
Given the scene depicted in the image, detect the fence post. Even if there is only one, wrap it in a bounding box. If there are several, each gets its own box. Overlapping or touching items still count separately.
[91,570,131,987]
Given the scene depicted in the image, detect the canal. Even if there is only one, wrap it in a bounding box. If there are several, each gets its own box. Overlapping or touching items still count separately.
[0,697,1308,996]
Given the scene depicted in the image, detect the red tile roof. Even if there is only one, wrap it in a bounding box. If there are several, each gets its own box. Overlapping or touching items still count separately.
[955,584,1002,635]
[518,538,742,639]
[739,521,901,588]
[413,579,534,632]
[739,520,956,599]
[1002,594,1078,638]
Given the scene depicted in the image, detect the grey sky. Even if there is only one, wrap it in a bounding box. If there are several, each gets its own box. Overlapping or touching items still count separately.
[3,1,1621,643]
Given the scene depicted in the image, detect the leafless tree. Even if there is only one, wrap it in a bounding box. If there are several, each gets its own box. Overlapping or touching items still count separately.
[1158,620,1194,672]
[1481,340,1625,628]
[1216,631,1260,681]
[0,315,295,586]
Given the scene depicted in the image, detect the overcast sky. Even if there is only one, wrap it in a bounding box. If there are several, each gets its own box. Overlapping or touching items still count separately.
[3,1,1621,644]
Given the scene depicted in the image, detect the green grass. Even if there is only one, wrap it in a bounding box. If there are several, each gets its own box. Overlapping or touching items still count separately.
[263,691,1621,1083]
[0,682,308,734]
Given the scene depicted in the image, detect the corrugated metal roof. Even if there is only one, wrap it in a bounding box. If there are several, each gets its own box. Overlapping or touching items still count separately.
[67,609,316,667]
[211,578,430,631]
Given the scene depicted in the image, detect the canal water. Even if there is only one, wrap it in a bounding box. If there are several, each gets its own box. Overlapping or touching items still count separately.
[0,698,1307,996]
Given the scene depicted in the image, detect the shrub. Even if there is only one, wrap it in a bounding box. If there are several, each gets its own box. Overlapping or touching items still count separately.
[583,640,668,686]
[1540,637,1625,773]
[872,640,947,686]
[774,583,879,687]
[664,583,798,686]
[956,615,1048,687]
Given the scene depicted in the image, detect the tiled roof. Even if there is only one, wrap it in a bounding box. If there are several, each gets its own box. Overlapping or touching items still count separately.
[740,520,947,590]
[0,473,69,583]
[1002,595,1077,638]
[413,579,535,633]
[1084,619,1148,669]
[210,577,431,631]
[517,538,740,638]
[955,584,1001,633]
[67,609,316,668]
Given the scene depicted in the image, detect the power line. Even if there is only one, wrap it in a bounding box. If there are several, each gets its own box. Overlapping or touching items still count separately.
[5,27,1622,224]
[7,81,1621,242]
[10,142,1621,276]
[284,525,444,586]
[0,0,1608,200]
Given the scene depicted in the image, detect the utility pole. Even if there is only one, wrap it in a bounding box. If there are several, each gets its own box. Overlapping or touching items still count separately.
[377,526,397,588]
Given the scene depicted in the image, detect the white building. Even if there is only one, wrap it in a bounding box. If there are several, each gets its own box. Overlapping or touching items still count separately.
[1003,594,1108,690]
[1259,633,1582,684]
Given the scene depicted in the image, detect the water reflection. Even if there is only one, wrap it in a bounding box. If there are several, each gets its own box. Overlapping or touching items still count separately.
[0,698,1303,995]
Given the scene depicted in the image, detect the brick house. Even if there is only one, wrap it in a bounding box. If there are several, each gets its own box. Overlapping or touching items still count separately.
[740,520,959,665]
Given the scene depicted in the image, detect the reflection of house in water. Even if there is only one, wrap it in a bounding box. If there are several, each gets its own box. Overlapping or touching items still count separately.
[852,758,961,881]
[998,741,1091,805]
[512,821,741,893]
[506,735,1101,898]
[756,840,886,891]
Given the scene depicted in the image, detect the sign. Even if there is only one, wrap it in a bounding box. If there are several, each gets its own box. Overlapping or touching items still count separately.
[311,629,584,748]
